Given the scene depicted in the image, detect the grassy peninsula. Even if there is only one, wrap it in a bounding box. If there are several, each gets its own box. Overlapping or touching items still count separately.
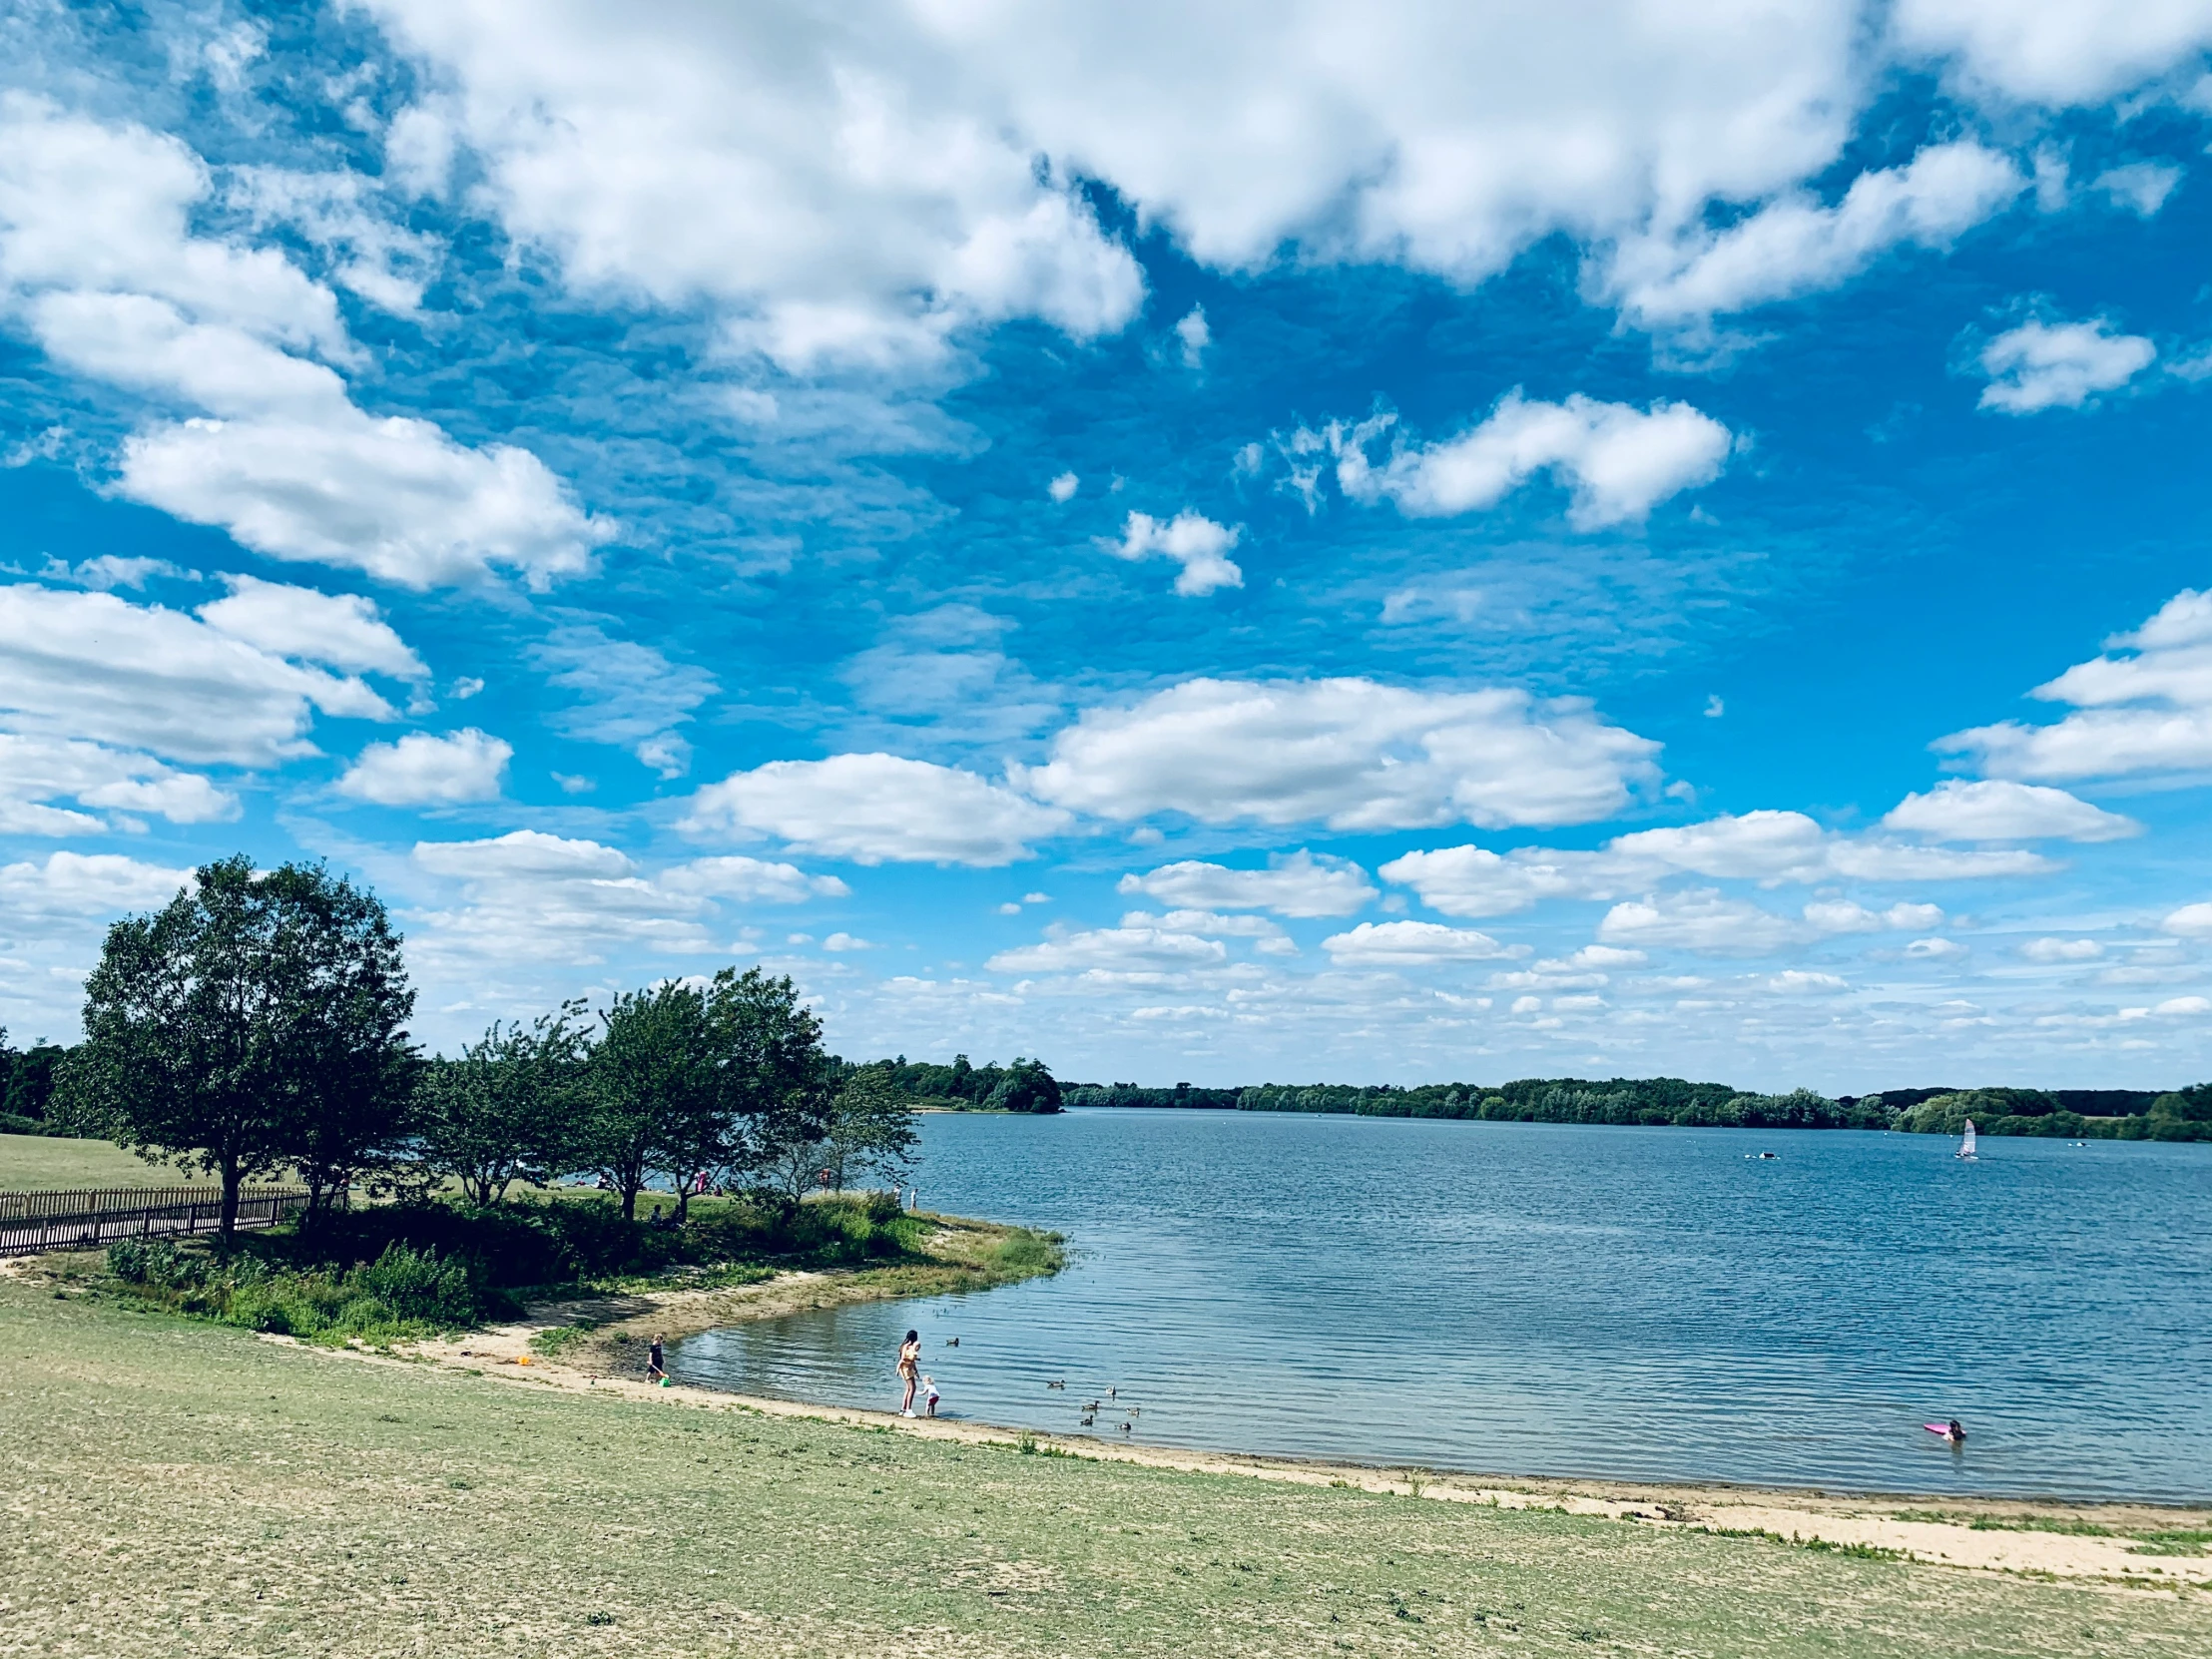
[5,1267,2209,1658]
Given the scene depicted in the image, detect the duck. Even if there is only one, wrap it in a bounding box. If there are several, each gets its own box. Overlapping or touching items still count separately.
[1079,1413,1095,1426]
[944,1337,959,1347]
[1045,1378,1065,1389]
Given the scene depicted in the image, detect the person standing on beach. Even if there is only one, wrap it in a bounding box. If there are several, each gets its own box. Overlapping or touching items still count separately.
[647,1334,666,1383]
[897,1329,922,1416]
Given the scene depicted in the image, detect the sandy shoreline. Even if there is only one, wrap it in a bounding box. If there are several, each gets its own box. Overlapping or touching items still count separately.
[336,1263,2212,1591]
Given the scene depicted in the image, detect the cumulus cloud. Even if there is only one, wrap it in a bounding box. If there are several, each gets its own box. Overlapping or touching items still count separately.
[1882,778,2138,841]
[407,830,844,968]
[1331,393,1732,528]
[988,924,1228,975]
[1907,935,1968,959]
[0,95,606,589]
[120,412,612,589]
[2092,161,2184,217]
[0,583,393,767]
[1597,889,1804,955]
[197,574,426,680]
[1891,0,2212,105]
[685,753,1072,865]
[362,2,1143,370]
[1048,471,1079,502]
[1175,304,1211,366]
[337,729,511,806]
[1108,511,1243,596]
[1802,899,1944,934]
[0,850,194,922]
[1976,317,2156,413]
[1609,142,2024,332]
[1117,849,1377,917]
[2019,936,2103,962]
[0,733,237,833]
[1382,810,2049,918]
[2160,902,2212,938]
[1320,920,1513,965]
[1938,588,2212,781]
[1023,677,1659,831]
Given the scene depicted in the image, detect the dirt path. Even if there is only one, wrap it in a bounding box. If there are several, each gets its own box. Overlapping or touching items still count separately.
[339,1266,2212,1591]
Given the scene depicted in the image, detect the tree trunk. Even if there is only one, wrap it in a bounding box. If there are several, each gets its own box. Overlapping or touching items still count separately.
[619,1178,639,1220]
[220,1155,241,1250]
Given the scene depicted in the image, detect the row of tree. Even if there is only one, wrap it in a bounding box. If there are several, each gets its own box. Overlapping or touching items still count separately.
[50,856,918,1243]
[874,1054,1063,1113]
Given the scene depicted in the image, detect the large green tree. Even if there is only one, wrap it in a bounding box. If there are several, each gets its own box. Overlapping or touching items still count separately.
[584,980,718,1221]
[66,856,416,1244]
[414,1006,587,1205]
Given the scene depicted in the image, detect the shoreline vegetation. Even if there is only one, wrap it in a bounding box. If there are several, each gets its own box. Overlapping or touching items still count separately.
[1062,1077,2212,1141]
[77,1186,1063,1351]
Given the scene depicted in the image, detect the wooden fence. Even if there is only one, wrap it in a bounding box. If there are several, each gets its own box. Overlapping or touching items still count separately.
[0,1185,315,1257]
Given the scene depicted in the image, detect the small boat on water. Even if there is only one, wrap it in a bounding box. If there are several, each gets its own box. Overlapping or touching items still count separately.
[1956,1118,1978,1160]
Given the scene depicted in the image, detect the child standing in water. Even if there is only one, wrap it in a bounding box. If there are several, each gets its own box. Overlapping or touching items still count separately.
[897,1329,921,1416]
[922,1376,940,1417]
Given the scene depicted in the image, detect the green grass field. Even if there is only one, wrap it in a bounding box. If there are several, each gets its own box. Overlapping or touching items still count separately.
[0,1132,210,1191]
[3,1278,2205,1657]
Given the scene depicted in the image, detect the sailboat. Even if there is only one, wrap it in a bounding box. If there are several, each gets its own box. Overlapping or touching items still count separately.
[1956,1118,1978,1160]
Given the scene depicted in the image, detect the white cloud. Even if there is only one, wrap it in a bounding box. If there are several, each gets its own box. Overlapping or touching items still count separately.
[2092,162,2184,217]
[1882,778,2139,841]
[0,96,609,590]
[1174,304,1210,366]
[1976,318,2155,413]
[1597,889,1804,955]
[1332,393,1732,528]
[1891,1,2212,105]
[337,729,511,806]
[988,924,1228,975]
[1024,677,1659,831]
[685,753,1072,865]
[0,850,194,922]
[406,830,844,970]
[658,856,849,903]
[1938,588,2212,781]
[1321,920,1512,965]
[0,733,237,833]
[0,583,393,767]
[197,574,427,680]
[1382,810,2049,918]
[1109,511,1243,596]
[1906,935,1968,959]
[2160,902,2212,938]
[1803,899,1944,933]
[1048,471,1079,502]
[1609,142,2024,332]
[2019,936,2103,962]
[1117,849,1377,917]
[823,931,872,951]
[119,413,611,590]
[362,2,1144,371]
[1765,969,1850,995]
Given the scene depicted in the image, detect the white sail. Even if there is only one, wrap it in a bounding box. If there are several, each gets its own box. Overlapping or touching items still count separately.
[1959,1118,1977,1159]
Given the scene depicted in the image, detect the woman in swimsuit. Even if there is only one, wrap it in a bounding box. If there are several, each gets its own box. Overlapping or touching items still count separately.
[897,1329,922,1416]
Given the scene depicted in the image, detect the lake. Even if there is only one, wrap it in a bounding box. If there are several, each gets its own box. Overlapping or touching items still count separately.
[669,1108,2212,1502]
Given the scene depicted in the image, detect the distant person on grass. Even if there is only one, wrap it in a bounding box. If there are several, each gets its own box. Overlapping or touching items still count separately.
[898,1329,922,1416]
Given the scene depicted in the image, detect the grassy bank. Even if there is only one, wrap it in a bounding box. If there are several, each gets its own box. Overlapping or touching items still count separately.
[0,1131,215,1189]
[85,1190,1063,1350]
[2,1279,2206,1657]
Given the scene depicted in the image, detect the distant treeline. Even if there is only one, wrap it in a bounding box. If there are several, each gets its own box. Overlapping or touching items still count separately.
[0,1037,66,1136]
[1060,1075,2212,1141]
[876,1055,1062,1114]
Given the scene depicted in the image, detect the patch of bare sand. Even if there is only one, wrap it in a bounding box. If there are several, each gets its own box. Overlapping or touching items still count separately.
[321,1264,2212,1592]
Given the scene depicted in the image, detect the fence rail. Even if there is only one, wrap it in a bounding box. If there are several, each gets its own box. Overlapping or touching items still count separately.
[0,1185,313,1256]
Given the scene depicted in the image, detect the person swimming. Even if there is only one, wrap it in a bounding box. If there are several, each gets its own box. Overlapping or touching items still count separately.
[1944,1418,1966,1444]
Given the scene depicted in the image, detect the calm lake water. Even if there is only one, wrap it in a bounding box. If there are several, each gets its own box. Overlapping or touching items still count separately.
[670,1109,2212,1501]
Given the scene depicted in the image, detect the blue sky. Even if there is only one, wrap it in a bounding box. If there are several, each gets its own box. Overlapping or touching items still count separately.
[4,1,2212,1090]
